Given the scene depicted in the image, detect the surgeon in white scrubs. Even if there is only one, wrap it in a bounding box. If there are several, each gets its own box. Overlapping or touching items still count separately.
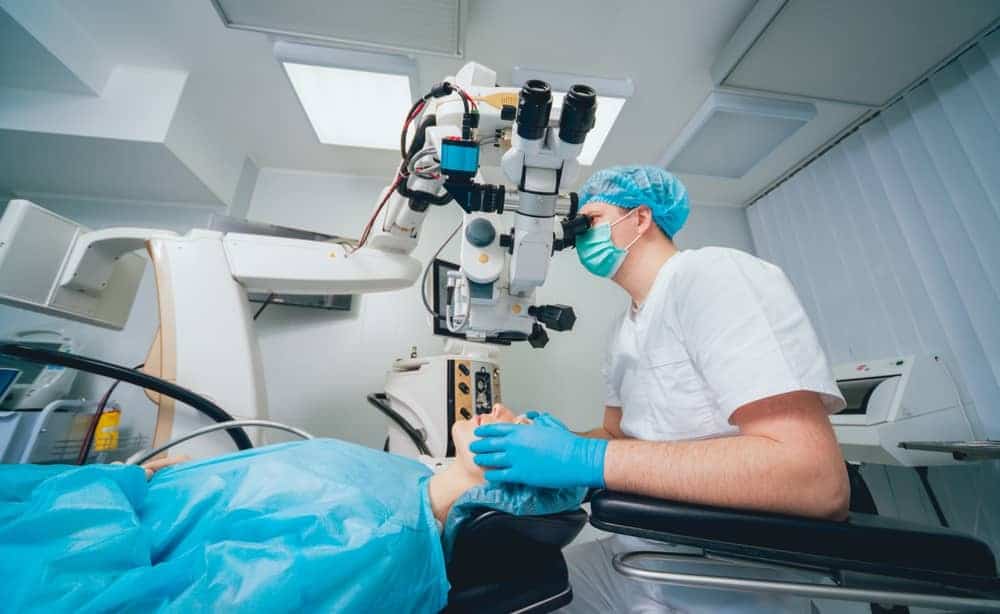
[472,166,849,612]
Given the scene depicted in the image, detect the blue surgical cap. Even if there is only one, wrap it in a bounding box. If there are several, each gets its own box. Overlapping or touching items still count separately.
[442,480,587,560]
[578,165,690,237]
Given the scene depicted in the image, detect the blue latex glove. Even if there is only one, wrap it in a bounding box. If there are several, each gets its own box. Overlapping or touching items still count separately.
[471,414,607,489]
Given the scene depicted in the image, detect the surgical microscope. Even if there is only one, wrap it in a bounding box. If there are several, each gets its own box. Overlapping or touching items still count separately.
[363,63,598,461]
[0,62,596,462]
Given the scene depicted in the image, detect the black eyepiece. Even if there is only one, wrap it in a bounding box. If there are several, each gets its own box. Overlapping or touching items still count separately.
[558,84,597,145]
[516,80,553,141]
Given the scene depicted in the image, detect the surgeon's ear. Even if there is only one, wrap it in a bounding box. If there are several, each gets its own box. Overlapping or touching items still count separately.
[635,205,655,235]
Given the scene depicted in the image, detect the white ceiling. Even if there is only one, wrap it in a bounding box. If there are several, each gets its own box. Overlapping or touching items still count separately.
[4,0,973,208]
[49,0,783,206]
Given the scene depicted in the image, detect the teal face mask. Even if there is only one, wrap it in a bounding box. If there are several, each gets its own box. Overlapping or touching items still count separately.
[575,209,640,278]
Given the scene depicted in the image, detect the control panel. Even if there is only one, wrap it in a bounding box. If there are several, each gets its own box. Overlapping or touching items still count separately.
[446,358,501,455]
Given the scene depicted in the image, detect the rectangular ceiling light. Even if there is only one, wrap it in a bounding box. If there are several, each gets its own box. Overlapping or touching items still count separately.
[511,67,633,166]
[275,41,416,150]
[711,0,1000,107]
[659,92,816,179]
[213,0,465,57]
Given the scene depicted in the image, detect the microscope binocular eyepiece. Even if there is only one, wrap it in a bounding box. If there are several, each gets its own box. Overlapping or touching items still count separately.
[559,213,593,249]
[558,84,597,145]
[516,79,553,141]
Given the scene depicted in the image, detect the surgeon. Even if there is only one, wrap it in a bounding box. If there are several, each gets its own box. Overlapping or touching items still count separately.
[472,165,849,612]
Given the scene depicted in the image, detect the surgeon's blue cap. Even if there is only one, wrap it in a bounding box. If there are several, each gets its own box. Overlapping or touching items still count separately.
[578,165,690,237]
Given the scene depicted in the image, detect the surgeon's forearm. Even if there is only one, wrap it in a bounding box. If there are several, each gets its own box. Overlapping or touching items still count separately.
[578,426,617,439]
[603,435,848,520]
[578,406,627,440]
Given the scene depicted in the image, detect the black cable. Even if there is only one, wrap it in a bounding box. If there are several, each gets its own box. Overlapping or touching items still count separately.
[400,99,427,160]
[915,466,949,528]
[406,115,437,161]
[77,361,145,465]
[366,393,431,456]
[0,344,253,451]
[253,292,276,320]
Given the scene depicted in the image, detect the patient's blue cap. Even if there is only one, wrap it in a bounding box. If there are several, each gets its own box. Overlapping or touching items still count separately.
[442,480,587,560]
[578,165,690,237]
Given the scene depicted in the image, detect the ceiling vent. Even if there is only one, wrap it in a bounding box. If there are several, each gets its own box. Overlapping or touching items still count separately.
[211,0,465,57]
[660,92,816,179]
[713,0,1000,107]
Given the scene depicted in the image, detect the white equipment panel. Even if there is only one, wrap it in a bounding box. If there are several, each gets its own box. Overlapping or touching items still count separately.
[831,354,974,466]
[0,200,146,329]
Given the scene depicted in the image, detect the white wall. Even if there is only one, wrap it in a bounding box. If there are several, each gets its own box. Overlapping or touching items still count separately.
[0,196,214,456]
[747,29,1000,552]
[247,167,755,447]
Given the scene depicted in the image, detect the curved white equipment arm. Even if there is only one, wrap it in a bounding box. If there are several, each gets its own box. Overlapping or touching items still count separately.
[58,227,178,294]
[36,223,420,459]
[143,229,419,458]
[223,233,420,294]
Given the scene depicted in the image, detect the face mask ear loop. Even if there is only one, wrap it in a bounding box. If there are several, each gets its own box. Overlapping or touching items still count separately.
[609,207,638,229]
[611,208,642,251]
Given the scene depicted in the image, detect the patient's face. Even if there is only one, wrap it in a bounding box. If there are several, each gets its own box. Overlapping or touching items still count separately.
[451,404,520,477]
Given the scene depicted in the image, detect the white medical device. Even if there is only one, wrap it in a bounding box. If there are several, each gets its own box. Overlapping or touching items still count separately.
[367,62,594,347]
[0,330,78,410]
[831,354,975,466]
[0,62,597,459]
[379,340,501,459]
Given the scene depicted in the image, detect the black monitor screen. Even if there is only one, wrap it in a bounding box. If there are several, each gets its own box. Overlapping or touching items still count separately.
[431,259,464,340]
[430,259,512,346]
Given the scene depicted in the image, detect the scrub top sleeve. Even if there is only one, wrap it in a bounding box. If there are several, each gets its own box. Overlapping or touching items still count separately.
[602,343,622,407]
[674,251,841,422]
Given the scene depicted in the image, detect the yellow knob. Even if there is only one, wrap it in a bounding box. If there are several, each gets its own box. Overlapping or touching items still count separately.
[478,253,489,264]
[512,304,522,314]
[329,251,337,258]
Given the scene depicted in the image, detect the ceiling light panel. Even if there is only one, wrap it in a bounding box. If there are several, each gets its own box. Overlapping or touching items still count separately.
[283,63,411,149]
[213,0,465,57]
[275,42,417,150]
[661,92,816,179]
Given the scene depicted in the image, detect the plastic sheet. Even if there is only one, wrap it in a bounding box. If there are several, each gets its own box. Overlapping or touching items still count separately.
[0,440,448,613]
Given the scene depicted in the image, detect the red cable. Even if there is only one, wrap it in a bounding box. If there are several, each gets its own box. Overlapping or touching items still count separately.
[356,174,403,250]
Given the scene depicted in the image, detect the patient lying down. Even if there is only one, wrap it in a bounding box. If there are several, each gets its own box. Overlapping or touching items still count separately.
[0,406,584,613]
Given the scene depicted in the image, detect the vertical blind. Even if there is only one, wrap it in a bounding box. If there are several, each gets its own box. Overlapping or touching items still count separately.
[748,28,1000,439]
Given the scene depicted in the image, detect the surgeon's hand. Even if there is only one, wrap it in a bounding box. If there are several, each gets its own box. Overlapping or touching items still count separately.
[471,413,607,489]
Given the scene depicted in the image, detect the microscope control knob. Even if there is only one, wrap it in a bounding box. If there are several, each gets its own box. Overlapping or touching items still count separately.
[465,218,496,247]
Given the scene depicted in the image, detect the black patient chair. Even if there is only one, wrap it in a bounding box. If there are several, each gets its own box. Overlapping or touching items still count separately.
[444,507,588,613]
[588,489,1000,611]
[440,491,1000,613]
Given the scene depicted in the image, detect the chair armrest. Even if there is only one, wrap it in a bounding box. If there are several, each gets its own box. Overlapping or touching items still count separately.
[589,490,997,583]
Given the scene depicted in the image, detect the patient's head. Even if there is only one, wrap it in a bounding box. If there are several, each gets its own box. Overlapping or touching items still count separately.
[451,403,525,478]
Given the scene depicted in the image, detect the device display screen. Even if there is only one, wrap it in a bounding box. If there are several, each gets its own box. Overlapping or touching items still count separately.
[431,258,465,340]
[474,368,492,414]
[0,341,63,383]
[837,375,897,415]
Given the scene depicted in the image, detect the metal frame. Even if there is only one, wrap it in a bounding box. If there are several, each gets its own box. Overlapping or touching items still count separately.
[125,419,313,465]
[613,551,1000,611]
[510,586,571,614]
[13,398,93,463]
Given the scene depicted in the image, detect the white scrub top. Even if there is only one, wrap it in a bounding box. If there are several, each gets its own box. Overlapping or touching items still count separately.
[603,247,844,441]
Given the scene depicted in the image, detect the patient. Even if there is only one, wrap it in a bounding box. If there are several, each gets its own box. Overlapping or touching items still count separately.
[0,406,584,614]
